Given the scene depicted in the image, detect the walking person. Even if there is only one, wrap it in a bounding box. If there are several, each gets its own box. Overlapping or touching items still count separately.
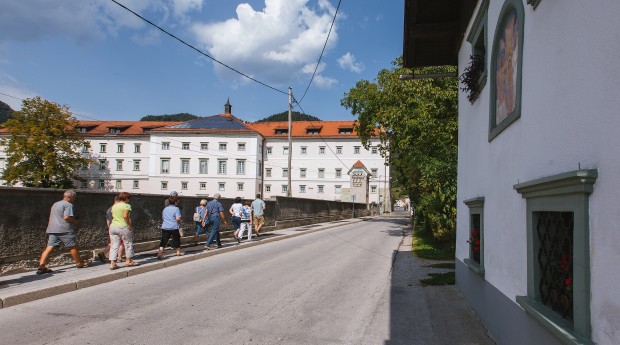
[98,195,125,263]
[36,190,88,274]
[109,192,138,270]
[230,197,243,243]
[156,192,183,259]
[251,193,266,237]
[193,199,208,245]
[204,193,228,249]
[238,200,253,241]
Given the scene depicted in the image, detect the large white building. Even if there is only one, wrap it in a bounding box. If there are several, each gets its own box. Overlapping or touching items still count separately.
[404,0,620,344]
[0,102,390,205]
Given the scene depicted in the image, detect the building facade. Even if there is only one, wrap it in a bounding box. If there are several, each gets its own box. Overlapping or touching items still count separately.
[0,103,390,206]
[404,1,620,344]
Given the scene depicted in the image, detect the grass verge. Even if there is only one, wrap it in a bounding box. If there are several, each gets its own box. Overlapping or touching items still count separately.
[412,226,455,260]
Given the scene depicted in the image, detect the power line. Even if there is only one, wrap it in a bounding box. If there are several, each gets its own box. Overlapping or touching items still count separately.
[297,0,342,105]
[110,0,288,96]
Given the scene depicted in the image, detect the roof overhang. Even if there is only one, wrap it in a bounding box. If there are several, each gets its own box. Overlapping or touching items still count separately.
[403,0,477,69]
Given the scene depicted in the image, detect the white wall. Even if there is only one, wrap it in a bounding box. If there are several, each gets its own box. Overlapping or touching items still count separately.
[262,137,387,203]
[457,1,620,343]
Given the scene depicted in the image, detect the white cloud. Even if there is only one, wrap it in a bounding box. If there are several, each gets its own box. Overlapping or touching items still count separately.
[171,0,203,17]
[0,0,203,45]
[338,52,364,73]
[191,0,339,86]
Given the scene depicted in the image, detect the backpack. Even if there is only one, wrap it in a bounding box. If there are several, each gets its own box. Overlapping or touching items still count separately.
[241,206,250,220]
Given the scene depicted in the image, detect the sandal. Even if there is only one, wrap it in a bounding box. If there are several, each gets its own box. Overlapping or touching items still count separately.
[36,267,53,275]
[110,264,119,270]
[126,261,139,267]
[76,261,89,268]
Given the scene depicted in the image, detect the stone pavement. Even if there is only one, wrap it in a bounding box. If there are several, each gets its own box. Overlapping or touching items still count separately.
[0,214,495,344]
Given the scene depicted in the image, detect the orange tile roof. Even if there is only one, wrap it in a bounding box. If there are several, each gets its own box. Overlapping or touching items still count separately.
[247,121,368,138]
[75,121,181,136]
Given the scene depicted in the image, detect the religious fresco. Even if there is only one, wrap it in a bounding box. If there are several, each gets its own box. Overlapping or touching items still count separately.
[495,9,519,124]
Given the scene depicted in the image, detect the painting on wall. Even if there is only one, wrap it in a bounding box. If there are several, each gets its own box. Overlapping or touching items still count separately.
[495,9,519,125]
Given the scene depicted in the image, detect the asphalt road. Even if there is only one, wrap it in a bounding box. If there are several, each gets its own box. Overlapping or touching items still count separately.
[0,215,493,345]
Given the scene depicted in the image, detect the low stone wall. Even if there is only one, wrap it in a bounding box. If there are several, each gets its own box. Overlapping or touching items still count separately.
[0,187,370,274]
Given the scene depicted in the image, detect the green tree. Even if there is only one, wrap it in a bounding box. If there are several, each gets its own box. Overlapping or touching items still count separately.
[0,97,91,188]
[140,113,198,121]
[255,111,321,122]
[341,58,458,242]
[0,100,14,124]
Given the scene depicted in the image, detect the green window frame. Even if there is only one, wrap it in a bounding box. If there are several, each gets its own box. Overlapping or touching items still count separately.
[464,197,485,277]
[514,169,597,345]
[466,0,489,93]
[489,0,525,141]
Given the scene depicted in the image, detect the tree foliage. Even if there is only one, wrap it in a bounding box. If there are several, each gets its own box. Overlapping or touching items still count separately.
[0,97,92,188]
[341,58,458,242]
[255,111,321,123]
[140,113,198,121]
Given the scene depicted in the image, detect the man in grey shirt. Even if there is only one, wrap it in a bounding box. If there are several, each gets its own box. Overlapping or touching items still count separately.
[251,193,266,236]
[37,190,88,274]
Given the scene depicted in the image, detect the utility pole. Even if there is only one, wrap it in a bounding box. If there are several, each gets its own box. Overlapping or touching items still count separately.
[287,87,292,197]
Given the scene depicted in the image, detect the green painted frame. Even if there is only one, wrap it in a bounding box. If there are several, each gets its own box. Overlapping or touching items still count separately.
[464,197,485,277]
[514,169,597,345]
[466,0,490,93]
[488,0,525,141]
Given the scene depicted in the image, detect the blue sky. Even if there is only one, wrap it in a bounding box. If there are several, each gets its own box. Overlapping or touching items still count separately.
[0,0,404,122]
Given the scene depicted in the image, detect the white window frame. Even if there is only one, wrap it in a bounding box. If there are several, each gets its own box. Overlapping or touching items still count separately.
[134,143,141,153]
[236,159,246,175]
[218,160,227,175]
[116,159,123,171]
[238,143,246,151]
[133,160,141,171]
[182,142,190,150]
[218,182,225,191]
[200,142,209,150]
[219,143,227,151]
[318,169,325,178]
[162,142,170,150]
[133,180,139,189]
[181,159,190,174]
[161,159,170,174]
[199,159,208,174]
[117,143,124,153]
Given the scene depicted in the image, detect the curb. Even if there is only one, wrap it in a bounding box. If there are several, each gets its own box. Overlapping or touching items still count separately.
[0,217,369,309]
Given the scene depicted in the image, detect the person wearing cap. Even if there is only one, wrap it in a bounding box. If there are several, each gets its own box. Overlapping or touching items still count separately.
[204,193,227,249]
[156,192,183,259]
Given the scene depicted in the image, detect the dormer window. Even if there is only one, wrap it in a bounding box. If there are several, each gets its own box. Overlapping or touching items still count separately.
[77,127,87,133]
[306,125,322,135]
[275,128,288,135]
[339,128,353,134]
[109,128,121,134]
[143,128,151,134]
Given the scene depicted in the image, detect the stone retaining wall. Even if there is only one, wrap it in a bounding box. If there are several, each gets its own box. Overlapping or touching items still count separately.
[0,187,372,274]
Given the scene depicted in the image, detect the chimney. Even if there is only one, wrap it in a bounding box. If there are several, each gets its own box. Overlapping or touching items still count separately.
[224,98,232,114]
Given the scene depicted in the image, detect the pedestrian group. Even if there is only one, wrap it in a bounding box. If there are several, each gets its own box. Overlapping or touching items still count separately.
[36,190,266,274]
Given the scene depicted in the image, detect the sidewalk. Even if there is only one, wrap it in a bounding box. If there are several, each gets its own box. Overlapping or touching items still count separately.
[0,217,367,309]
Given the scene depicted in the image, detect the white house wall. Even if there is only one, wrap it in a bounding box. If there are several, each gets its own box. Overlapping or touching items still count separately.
[457,1,620,344]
